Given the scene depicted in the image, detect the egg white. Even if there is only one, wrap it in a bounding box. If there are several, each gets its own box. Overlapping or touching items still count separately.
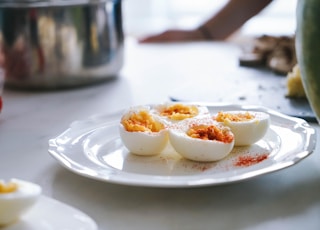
[119,124,168,155]
[0,179,42,226]
[169,118,234,162]
[213,111,270,146]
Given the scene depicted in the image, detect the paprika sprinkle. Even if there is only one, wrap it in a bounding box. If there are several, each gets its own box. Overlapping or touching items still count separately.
[234,153,268,167]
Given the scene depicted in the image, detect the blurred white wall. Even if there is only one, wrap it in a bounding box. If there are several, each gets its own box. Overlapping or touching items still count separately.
[122,0,297,38]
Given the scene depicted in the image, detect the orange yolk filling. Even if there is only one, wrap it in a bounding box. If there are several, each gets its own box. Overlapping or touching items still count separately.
[187,125,234,143]
[160,104,198,120]
[215,111,255,122]
[121,110,165,132]
[0,181,18,194]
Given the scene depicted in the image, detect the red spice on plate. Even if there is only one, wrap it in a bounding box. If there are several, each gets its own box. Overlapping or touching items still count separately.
[234,153,268,167]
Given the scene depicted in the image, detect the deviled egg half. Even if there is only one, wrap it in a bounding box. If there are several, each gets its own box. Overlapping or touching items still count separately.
[213,111,270,146]
[169,118,235,162]
[0,179,42,226]
[119,106,169,156]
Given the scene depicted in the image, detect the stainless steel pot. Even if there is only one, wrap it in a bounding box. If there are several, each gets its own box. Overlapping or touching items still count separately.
[0,0,124,89]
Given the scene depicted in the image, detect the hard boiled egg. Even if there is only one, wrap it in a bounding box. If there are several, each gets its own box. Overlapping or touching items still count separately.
[0,179,42,226]
[213,111,270,146]
[169,118,234,162]
[119,106,169,155]
[152,103,209,123]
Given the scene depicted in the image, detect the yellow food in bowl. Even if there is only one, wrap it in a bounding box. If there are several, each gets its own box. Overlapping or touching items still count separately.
[0,181,18,194]
[286,64,306,98]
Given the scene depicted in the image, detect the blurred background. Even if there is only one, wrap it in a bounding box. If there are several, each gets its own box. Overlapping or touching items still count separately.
[122,0,297,40]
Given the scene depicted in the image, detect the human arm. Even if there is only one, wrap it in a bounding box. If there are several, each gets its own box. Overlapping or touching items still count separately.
[139,0,273,43]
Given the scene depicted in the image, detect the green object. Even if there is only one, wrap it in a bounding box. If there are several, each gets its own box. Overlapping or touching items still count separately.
[296,0,320,123]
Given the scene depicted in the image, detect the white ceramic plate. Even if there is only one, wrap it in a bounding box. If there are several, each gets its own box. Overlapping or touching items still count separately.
[48,104,316,188]
[3,196,97,230]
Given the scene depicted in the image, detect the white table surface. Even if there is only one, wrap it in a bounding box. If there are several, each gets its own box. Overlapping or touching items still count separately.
[1,39,320,230]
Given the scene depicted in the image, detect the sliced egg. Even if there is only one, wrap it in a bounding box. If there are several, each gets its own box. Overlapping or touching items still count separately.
[169,118,234,162]
[213,111,270,146]
[0,178,42,226]
[119,106,168,155]
[152,103,209,122]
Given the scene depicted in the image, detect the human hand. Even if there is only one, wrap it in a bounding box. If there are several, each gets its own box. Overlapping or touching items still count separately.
[138,29,208,43]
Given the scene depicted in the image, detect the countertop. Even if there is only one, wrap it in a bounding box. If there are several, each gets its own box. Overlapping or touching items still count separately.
[1,39,320,230]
